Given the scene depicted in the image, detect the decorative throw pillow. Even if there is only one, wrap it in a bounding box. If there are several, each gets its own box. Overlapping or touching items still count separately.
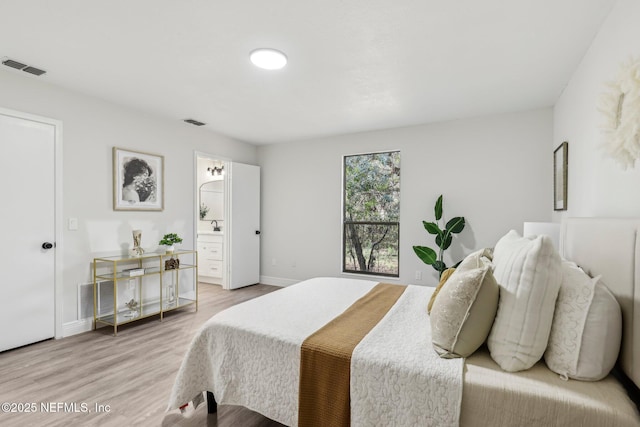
[544,261,622,381]
[430,249,499,358]
[487,230,562,372]
[427,267,456,314]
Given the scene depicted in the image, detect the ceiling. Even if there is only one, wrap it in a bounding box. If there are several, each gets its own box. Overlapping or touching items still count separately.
[0,0,616,145]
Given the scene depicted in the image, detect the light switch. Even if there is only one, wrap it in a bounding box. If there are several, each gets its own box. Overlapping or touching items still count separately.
[68,217,78,230]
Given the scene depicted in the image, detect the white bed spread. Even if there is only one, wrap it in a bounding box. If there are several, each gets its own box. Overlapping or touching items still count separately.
[352,285,463,426]
[167,277,463,426]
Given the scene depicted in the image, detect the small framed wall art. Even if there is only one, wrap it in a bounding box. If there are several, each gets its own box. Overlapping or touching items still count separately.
[113,147,164,211]
[553,141,568,211]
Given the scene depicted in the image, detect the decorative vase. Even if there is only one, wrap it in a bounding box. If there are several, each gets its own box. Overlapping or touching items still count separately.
[129,229,145,257]
[124,280,140,318]
[165,283,176,307]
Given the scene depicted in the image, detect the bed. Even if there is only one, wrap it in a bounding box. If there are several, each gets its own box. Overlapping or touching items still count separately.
[167,218,640,426]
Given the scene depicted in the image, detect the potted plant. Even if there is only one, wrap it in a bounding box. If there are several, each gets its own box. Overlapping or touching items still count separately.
[413,194,466,277]
[159,233,183,253]
[199,203,210,220]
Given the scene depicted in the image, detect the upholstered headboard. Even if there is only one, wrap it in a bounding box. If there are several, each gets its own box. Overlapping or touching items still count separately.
[561,218,640,390]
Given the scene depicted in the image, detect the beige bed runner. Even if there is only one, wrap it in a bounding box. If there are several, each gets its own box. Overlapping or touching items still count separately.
[298,283,407,427]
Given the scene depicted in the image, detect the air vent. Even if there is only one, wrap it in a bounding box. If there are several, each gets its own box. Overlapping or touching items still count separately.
[23,66,46,76]
[2,59,27,70]
[2,57,46,76]
[184,119,206,126]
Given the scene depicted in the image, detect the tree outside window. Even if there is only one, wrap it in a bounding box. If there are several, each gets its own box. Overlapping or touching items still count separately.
[343,151,400,277]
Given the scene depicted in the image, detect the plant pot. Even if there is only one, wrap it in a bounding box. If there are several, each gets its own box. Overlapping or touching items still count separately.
[165,245,175,254]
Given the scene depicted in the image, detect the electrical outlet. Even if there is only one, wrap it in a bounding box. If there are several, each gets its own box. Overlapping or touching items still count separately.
[415,270,422,281]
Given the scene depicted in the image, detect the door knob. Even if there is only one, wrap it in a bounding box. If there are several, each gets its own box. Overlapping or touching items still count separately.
[42,242,54,250]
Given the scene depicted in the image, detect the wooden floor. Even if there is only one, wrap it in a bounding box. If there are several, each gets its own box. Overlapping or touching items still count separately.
[0,283,287,427]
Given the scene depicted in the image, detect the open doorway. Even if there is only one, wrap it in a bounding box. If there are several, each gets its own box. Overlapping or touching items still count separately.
[195,153,261,290]
[196,154,228,288]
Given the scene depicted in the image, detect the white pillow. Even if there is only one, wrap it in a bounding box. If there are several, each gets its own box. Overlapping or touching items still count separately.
[487,230,562,372]
[430,249,499,358]
[544,261,622,381]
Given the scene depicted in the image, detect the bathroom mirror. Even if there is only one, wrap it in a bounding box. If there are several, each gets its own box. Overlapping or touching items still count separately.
[199,180,224,221]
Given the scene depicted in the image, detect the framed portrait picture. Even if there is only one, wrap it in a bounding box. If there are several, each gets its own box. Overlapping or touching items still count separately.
[553,141,568,211]
[113,147,164,211]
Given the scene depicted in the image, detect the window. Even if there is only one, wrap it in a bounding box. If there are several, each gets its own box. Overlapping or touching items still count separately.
[343,151,400,277]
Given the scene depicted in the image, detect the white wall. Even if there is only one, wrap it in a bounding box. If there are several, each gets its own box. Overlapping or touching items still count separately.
[0,69,257,329]
[258,108,553,287]
[554,0,640,219]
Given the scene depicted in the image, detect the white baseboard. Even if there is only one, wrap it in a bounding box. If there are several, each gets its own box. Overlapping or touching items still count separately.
[62,318,93,337]
[260,276,299,287]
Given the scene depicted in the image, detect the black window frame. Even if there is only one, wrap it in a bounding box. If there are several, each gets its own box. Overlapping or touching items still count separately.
[342,151,400,278]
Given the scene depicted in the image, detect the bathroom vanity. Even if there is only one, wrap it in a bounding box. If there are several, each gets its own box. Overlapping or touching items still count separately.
[197,231,224,284]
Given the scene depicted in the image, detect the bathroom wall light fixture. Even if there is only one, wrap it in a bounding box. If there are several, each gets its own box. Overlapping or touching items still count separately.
[250,48,287,70]
[207,166,224,176]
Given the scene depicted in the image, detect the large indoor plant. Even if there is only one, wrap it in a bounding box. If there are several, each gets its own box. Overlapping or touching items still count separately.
[413,194,465,277]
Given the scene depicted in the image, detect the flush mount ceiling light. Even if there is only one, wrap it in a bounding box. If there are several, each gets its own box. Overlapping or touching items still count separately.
[250,48,287,70]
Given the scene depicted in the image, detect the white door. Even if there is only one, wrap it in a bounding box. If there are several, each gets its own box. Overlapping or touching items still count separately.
[0,112,56,352]
[227,162,260,289]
